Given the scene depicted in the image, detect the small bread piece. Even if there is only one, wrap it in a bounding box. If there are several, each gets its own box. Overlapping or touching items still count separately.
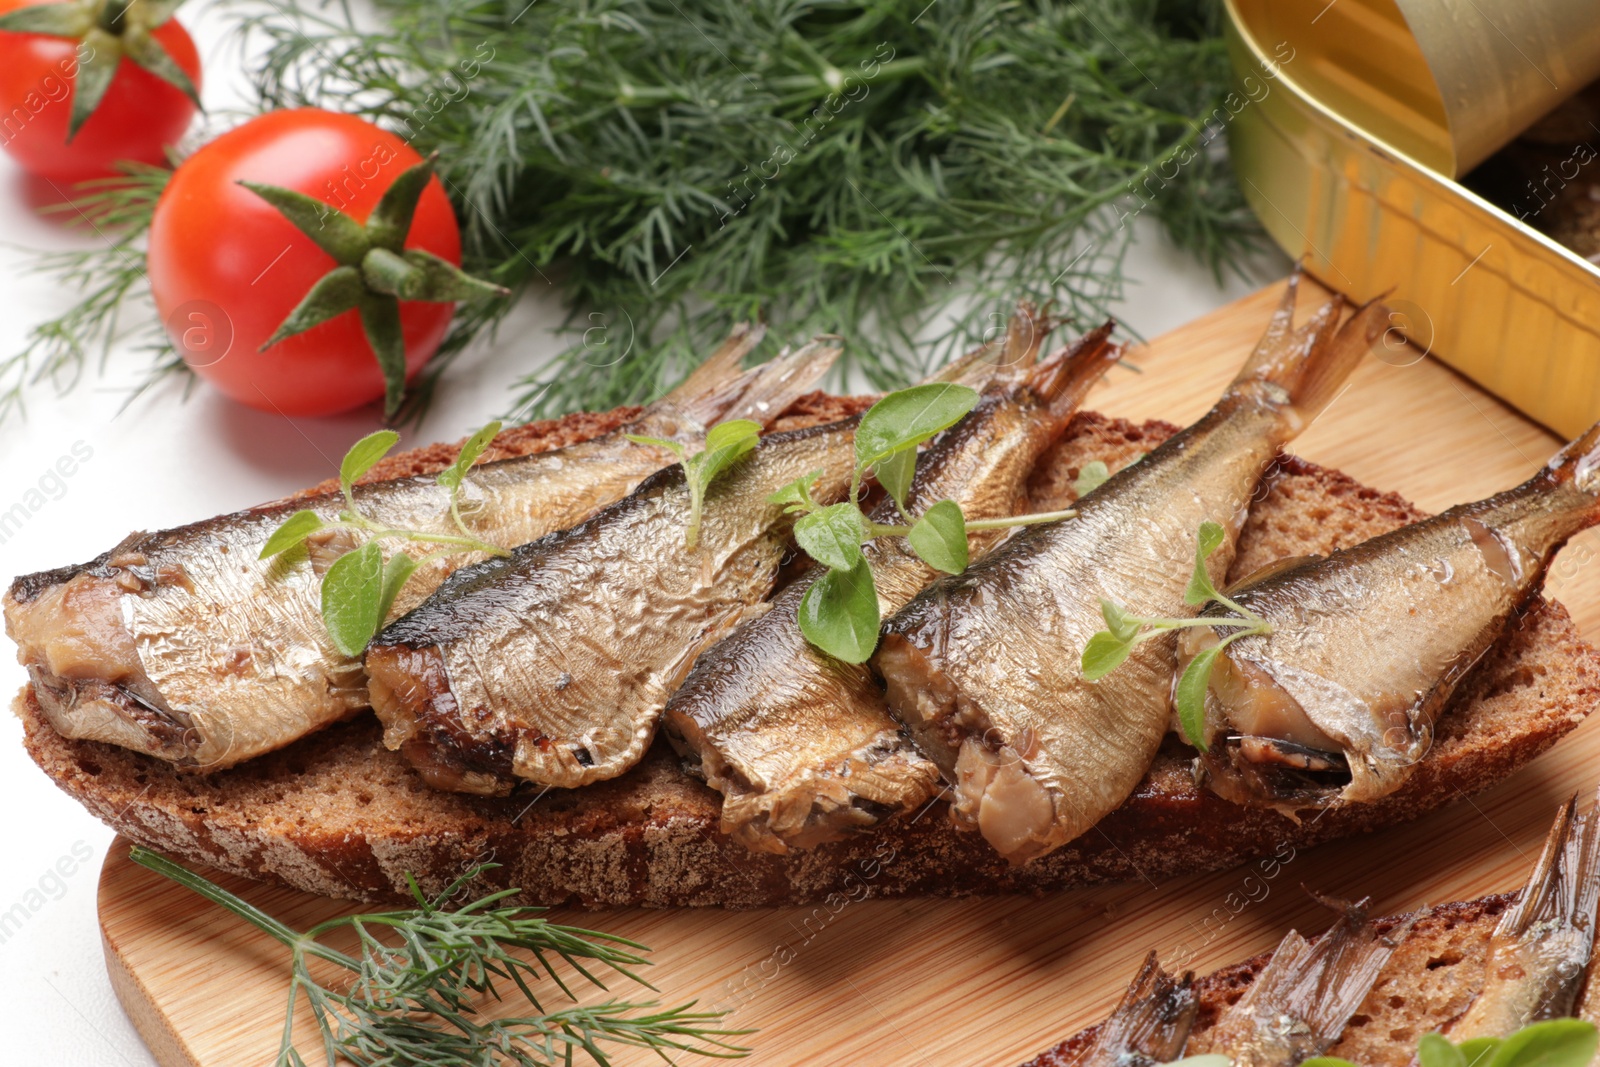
[14,406,1600,907]
[1023,895,1514,1067]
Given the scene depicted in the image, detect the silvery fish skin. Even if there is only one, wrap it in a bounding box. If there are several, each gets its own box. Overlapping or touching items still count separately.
[1450,794,1600,1040]
[1200,897,1407,1066]
[660,318,1119,854]
[2,328,837,770]
[365,415,864,794]
[873,284,1384,865]
[1187,419,1600,812]
[1077,952,1197,1067]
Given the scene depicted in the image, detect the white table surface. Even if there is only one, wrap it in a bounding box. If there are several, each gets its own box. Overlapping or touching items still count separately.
[0,9,1277,1061]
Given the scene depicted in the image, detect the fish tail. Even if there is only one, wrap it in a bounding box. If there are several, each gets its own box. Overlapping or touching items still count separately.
[1538,420,1600,500]
[681,334,842,430]
[1026,319,1119,423]
[1227,278,1386,428]
[1088,950,1198,1063]
[929,301,1060,390]
[1498,792,1599,944]
[1221,893,1408,1054]
[658,323,765,411]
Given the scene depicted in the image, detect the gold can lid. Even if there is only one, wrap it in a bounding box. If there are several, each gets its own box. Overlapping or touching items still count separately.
[1234,0,1600,176]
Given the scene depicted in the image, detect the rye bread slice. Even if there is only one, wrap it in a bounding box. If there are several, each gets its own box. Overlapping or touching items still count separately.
[12,402,1600,907]
[1021,894,1515,1067]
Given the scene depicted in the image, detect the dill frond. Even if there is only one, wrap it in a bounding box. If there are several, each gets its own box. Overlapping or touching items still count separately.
[1,163,171,424]
[236,0,1262,418]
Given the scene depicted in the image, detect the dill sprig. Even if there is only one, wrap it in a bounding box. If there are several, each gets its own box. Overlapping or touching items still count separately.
[238,0,1260,417]
[1,163,172,423]
[129,846,751,1067]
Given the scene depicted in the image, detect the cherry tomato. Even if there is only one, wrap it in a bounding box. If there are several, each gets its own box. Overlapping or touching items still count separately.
[147,108,462,417]
[0,0,201,182]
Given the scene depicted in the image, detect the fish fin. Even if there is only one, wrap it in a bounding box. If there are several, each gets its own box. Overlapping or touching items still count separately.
[657,323,765,413]
[1228,282,1387,426]
[1087,950,1198,1064]
[928,302,1059,390]
[1540,419,1600,497]
[1026,320,1120,423]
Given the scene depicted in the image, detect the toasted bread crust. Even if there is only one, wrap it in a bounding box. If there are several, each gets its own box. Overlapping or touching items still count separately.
[14,404,1600,907]
[1023,895,1515,1067]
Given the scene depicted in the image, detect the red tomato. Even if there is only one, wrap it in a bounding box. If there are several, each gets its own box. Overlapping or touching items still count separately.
[0,0,201,182]
[146,109,462,417]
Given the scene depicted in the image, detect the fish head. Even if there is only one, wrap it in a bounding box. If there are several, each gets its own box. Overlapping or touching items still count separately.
[1181,622,1428,813]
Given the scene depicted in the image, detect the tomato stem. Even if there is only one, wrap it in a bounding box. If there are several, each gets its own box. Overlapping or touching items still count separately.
[362,248,423,299]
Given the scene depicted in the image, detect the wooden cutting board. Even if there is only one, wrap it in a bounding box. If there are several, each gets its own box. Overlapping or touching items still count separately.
[97,277,1600,1067]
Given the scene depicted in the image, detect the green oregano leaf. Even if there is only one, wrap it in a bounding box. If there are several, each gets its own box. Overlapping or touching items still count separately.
[1460,1039,1504,1067]
[874,448,917,511]
[1419,1033,1468,1067]
[854,383,978,472]
[908,499,968,574]
[1099,597,1140,643]
[341,430,400,492]
[259,510,325,559]
[689,418,761,487]
[321,541,385,657]
[1183,519,1227,606]
[1080,631,1135,682]
[797,559,881,664]
[795,503,866,572]
[376,552,419,625]
[621,433,687,462]
[1073,460,1110,497]
[769,470,823,514]
[1484,1020,1597,1067]
[1175,645,1221,750]
[438,421,503,491]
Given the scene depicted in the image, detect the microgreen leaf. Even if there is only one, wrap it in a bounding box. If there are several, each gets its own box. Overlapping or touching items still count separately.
[340,430,400,493]
[1099,598,1141,643]
[1419,1034,1468,1067]
[1175,645,1221,750]
[854,383,979,472]
[376,552,419,624]
[769,470,823,514]
[678,418,760,547]
[1081,630,1136,682]
[874,448,917,512]
[622,433,688,462]
[1484,1020,1597,1067]
[1459,1039,1503,1066]
[1298,1059,1358,1067]
[795,503,866,572]
[690,419,762,485]
[908,499,968,574]
[798,559,882,664]
[320,541,385,657]
[259,510,325,559]
[438,421,503,491]
[1073,460,1110,497]
[1183,520,1227,606]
